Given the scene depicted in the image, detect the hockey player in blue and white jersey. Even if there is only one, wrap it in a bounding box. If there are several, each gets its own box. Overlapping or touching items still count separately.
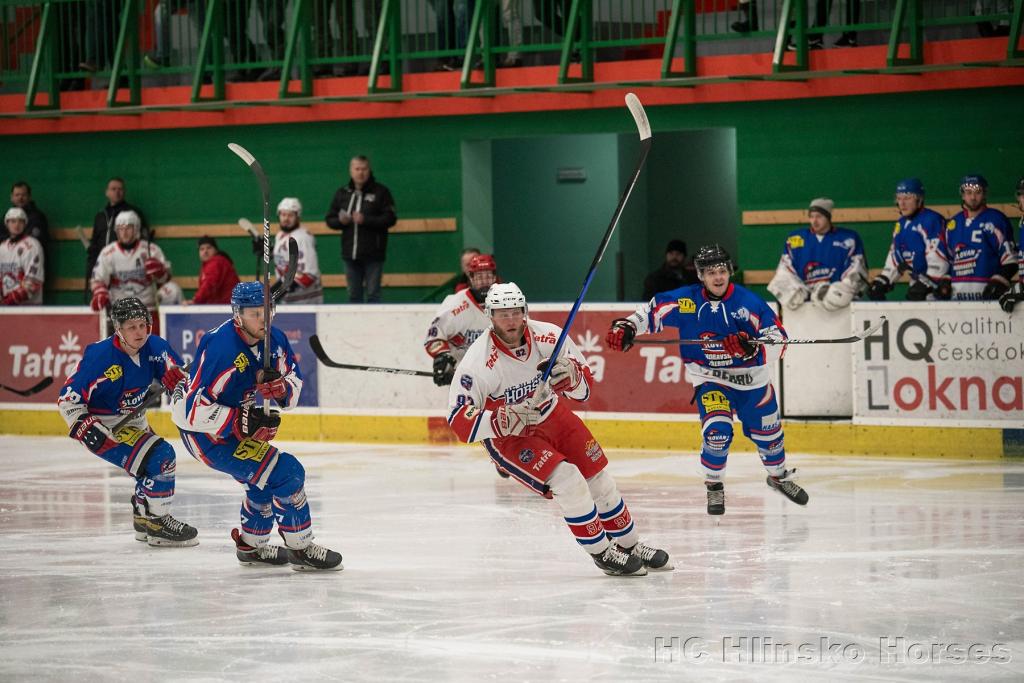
[868,178,952,301]
[767,197,868,311]
[942,174,1018,301]
[57,296,197,546]
[170,281,342,571]
[998,177,1024,313]
[607,244,808,516]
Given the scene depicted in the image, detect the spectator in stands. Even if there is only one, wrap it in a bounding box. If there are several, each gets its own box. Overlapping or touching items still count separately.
[642,239,698,300]
[85,177,149,303]
[7,182,49,247]
[942,174,1017,301]
[0,208,45,305]
[454,247,481,292]
[187,236,240,305]
[767,197,867,311]
[80,0,118,72]
[501,0,524,67]
[339,1,384,75]
[732,0,860,48]
[430,0,476,71]
[325,155,397,303]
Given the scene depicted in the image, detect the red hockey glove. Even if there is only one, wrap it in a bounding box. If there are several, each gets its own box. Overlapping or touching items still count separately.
[537,357,583,394]
[70,415,118,455]
[606,318,637,352]
[722,331,757,359]
[161,365,187,393]
[90,285,110,312]
[233,405,281,442]
[2,287,28,305]
[255,369,288,401]
[144,258,167,283]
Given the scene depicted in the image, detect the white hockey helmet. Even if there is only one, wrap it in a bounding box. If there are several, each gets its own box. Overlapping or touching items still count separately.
[485,282,527,317]
[277,197,302,216]
[114,210,141,229]
[5,207,27,223]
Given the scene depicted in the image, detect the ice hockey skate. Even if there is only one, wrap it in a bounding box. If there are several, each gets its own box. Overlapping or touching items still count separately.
[621,541,672,571]
[232,528,288,567]
[143,513,199,547]
[591,544,647,576]
[767,468,809,505]
[286,540,344,572]
[706,481,725,515]
[131,496,148,542]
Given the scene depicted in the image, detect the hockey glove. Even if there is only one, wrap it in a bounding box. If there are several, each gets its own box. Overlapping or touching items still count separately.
[161,365,187,394]
[490,402,540,438]
[432,353,457,387]
[606,318,637,352]
[935,278,953,301]
[90,285,110,312]
[905,277,932,302]
[722,331,757,359]
[2,286,29,306]
[70,415,118,455]
[537,357,583,394]
[999,282,1024,313]
[867,276,892,301]
[781,287,808,310]
[981,277,1010,301]
[144,258,167,283]
[233,405,281,442]
[255,369,288,401]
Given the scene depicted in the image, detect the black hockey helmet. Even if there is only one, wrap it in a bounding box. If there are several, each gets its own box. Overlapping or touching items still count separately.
[109,296,151,329]
[693,243,734,281]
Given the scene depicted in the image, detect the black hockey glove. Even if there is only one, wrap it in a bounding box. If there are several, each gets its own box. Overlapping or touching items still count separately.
[432,353,457,387]
[233,405,281,442]
[70,415,118,455]
[981,277,1009,301]
[867,275,892,301]
[999,282,1024,313]
[905,277,932,302]
[935,278,952,301]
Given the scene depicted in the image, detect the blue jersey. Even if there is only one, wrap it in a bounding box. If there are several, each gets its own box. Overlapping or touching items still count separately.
[624,283,785,391]
[57,335,183,429]
[171,319,302,440]
[941,207,1017,300]
[779,225,866,286]
[879,207,949,283]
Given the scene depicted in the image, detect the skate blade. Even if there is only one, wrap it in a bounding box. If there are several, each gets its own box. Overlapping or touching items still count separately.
[134,531,148,542]
[237,560,290,568]
[147,537,199,548]
[601,567,648,577]
[290,562,344,572]
[646,563,674,572]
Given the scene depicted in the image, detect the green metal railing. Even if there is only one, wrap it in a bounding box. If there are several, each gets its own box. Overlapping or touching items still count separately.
[0,0,1020,112]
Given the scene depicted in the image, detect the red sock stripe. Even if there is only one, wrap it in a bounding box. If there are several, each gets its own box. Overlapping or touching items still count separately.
[601,507,632,534]
[567,519,604,542]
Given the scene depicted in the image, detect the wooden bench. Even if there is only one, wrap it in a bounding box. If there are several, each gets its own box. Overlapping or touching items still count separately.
[742,203,1020,226]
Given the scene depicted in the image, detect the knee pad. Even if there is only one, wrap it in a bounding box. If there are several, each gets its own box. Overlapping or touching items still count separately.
[140,439,176,480]
[585,469,618,507]
[702,421,734,454]
[265,452,306,500]
[547,462,592,514]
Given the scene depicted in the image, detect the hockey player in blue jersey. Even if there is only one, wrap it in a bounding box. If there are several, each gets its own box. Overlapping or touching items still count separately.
[170,281,342,571]
[57,296,197,546]
[998,177,1024,313]
[767,197,867,311]
[942,174,1018,301]
[606,244,808,515]
[868,178,952,301]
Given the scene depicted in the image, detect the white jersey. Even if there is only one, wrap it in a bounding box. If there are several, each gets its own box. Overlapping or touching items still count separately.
[0,235,44,304]
[446,319,591,443]
[424,289,491,361]
[91,240,171,309]
[274,227,322,304]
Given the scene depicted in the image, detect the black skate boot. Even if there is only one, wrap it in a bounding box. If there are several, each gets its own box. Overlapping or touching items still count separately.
[287,541,344,572]
[131,496,148,542]
[144,513,199,547]
[591,544,647,576]
[621,541,672,571]
[231,528,288,567]
[706,481,725,515]
[767,468,809,506]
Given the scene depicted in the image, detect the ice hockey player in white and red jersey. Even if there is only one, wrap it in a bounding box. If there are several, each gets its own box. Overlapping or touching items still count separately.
[57,296,196,547]
[425,253,498,387]
[0,207,44,305]
[446,282,670,577]
[89,210,172,331]
[273,197,322,304]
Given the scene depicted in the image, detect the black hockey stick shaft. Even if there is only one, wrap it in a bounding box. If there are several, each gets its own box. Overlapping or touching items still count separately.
[228,143,273,412]
[633,317,888,346]
[0,376,54,397]
[541,93,652,383]
[309,335,432,377]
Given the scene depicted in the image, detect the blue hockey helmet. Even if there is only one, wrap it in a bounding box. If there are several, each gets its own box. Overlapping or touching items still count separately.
[895,178,924,197]
[231,281,265,314]
[959,174,988,193]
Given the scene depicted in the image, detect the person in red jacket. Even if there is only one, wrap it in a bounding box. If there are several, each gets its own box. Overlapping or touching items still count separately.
[188,236,240,305]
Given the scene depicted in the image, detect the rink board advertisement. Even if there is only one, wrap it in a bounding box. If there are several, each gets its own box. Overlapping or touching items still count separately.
[0,307,101,406]
[852,302,1023,428]
[161,306,319,408]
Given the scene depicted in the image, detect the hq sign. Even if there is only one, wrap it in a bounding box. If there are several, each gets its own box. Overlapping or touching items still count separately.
[853,303,1022,427]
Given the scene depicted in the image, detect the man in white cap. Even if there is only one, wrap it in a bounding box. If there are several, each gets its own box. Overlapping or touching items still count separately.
[0,207,44,305]
[767,197,867,311]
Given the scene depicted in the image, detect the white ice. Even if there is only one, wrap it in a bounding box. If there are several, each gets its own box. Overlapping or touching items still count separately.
[1,434,1022,681]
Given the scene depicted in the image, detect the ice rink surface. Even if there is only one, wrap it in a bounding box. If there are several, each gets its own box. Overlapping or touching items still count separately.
[1,434,1022,682]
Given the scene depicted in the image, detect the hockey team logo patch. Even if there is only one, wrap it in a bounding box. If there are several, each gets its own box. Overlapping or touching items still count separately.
[787,235,805,249]
[233,353,250,372]
[519,448,535,464]
[677,298,695,314]
[585,439,604,463]
[701,390,730,414]
[460,374,473,390]
[103,364,123,381]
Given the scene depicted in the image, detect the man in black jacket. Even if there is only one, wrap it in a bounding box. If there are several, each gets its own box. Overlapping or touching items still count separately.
[7,181,49,246]
[85,177,149,303]
[642,239,698,300]
[324,156,397,303]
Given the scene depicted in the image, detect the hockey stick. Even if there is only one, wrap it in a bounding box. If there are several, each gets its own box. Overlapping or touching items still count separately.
[0,376,54,397]
[309,335,432,377]
[633,316,888,346]
[239,217,262,278]
[540,93,651,384]
[228,142,273,412]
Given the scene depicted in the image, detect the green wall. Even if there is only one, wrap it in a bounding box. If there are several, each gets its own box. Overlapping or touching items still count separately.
[3,85,1021,304]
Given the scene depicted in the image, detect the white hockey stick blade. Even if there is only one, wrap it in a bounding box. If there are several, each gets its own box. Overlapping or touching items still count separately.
[227,142,256,166]
[624,93,651,141]
[238,217,257,237]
